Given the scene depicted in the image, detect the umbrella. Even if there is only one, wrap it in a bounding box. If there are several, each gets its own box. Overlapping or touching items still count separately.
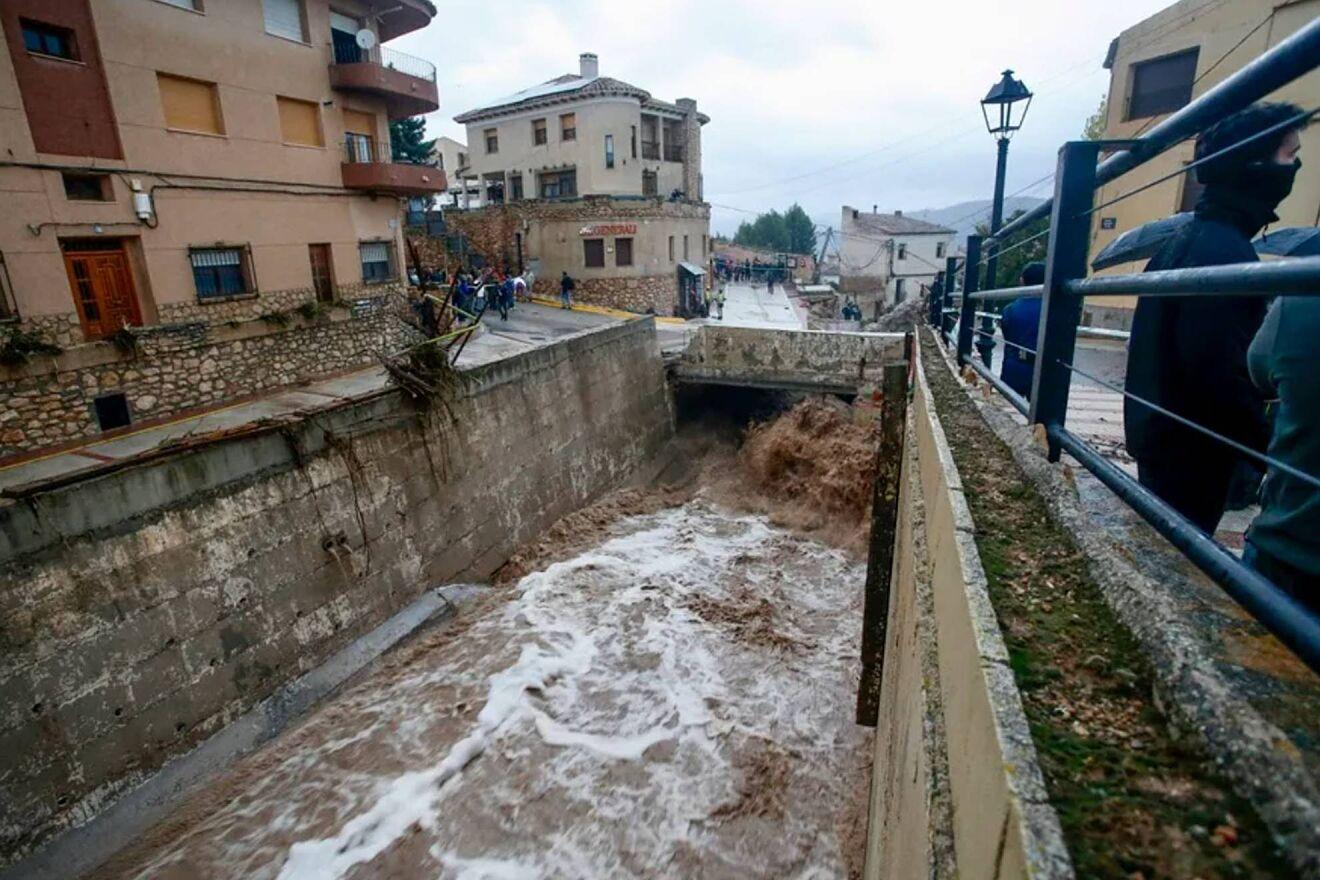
[1253,227,1320,257]
[1090,213,1193,270]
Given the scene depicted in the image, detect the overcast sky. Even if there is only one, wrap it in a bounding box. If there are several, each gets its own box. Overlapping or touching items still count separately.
[389,0,1174,236]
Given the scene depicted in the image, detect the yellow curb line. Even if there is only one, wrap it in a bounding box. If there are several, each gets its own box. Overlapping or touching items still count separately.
[528,296,688,325]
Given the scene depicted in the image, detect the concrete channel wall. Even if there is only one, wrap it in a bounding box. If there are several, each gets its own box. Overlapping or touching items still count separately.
[675,325,907,393]
[864,351,1072,879]
[0,319,674,868]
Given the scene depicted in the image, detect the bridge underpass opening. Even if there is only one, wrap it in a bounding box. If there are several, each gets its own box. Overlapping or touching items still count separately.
[86,387,892,880]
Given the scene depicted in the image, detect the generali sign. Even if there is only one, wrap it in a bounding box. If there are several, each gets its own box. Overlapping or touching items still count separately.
[579,223,638,236]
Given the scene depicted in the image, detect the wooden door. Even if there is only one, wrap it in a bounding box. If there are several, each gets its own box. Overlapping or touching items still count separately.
[63,246,141,340]
[309,244,334,303]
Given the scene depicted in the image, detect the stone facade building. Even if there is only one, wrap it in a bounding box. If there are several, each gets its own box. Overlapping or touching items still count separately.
[445,53,711,316]
[0,0,445,457]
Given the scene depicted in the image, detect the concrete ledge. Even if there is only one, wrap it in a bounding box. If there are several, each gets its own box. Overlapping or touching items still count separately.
[675,324,906,392]
[865,341,1071,878]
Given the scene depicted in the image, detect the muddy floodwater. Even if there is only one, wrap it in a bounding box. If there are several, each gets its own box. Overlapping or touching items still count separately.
[101,496,870,880]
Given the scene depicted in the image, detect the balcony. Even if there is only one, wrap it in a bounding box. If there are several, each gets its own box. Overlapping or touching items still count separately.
[329,44,439,118]
[341,137,446,196]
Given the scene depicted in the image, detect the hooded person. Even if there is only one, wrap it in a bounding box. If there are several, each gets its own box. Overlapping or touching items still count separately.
[1123,101,1306,534]
[998,261,1046,399]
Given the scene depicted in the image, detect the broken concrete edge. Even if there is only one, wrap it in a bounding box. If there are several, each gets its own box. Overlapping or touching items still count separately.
[0,319,660,564]
[0,583,486,880]
[925,328,1320,873]
[910,348,1075,878]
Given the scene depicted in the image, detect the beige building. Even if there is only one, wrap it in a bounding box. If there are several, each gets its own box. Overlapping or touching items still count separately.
[430,135,481,208]
[839,206,955,317]
[1089,0,1320,329]
[446,53,711,316]
[0,0,445,456]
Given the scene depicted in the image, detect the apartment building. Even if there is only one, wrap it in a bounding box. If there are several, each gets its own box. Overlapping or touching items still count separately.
[0,0,444,456]
[839,206,955,318]
[428,135,483,208]
[445,53,711,316]
[1088,0,1319,330]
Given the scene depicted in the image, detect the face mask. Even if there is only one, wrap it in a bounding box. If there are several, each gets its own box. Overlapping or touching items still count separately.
[1242,158,1302,207]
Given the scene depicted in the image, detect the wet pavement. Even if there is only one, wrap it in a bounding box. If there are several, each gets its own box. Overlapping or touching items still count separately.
[97,499,870,880]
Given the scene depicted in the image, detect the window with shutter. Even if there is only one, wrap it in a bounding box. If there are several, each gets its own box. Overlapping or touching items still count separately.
[615,237,632,267]
[190,247,251,298]
[583,239,604,268]
[264,0,306,42]
[158,73,223,135]
[278,97,322,146]
[359,241,396,282]
[1127,48,1199,120]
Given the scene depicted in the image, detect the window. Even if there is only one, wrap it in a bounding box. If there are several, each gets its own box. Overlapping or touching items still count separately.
[604,134,615,169]
[277,96,322,147]
[359,240,397,283]
[683,235,689,260]
[157,0,202,9]
[509,172,523,201]
[0,252,17,321]
[584,238,605,268]
[190,247,253,299]
[539,168,576,199]
[62,173,112,201]
[158,73,224,135]
[20,20,77,60]
[532,118,547,145]
[263,0,307,42]
[702,235,707,257]
[642,170,657,197]
[615,237,633,267]
[560,113,576,141]
[458,151,468,167]
[897,243,907,260]
[668,235,674,262]
[895,279,906,303]
[641,116,659,159]
[485,128,498,153]
[630,125,637,159]
[1127,48,1198,120]
[936,241,946,259]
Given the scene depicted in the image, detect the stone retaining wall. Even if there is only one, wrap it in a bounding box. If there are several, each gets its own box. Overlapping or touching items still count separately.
[0,286,413,457]
[0,318,673,869]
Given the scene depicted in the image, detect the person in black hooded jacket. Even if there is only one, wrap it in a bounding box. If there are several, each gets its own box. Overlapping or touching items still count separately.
[1124,101,1306,534]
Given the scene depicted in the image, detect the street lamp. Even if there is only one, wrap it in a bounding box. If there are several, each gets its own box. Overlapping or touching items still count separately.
[977,69,1032,367]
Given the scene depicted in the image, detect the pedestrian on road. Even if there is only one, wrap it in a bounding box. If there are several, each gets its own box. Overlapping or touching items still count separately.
[497,275,514,321]
[1123,101,1306,534]
[999,262,1045,399]
[560,271,575,309]
[715,282,726,320]
[1245,296,1320,612]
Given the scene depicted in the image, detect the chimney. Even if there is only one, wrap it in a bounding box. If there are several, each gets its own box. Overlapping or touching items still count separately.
[579,53,599,79]
[894,209,903,217]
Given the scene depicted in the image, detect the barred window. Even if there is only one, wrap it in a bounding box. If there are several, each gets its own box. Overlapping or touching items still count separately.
[190,247,252,299]
[615,237,632,267]
[359,240,396,282]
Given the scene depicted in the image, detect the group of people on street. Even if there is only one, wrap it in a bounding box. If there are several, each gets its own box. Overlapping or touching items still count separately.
[702,281,727,320]
[995,101,1315,609]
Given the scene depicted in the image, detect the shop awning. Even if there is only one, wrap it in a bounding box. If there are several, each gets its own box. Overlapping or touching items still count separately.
[678,262,706,277]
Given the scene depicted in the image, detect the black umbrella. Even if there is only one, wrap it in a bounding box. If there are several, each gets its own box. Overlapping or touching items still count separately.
[1253,227,1320,257]
[1090,213,1193,270]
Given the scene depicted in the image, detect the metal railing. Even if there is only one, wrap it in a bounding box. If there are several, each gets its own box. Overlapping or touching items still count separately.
[928,17,1320,674]
[663,143,685,163]
[641,141,660,160]
[331,40,436,83]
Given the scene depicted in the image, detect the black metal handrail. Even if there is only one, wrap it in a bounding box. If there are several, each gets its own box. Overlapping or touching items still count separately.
[929,18,1320,674]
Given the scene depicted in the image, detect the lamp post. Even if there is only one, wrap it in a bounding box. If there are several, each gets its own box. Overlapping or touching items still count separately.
[976,69,1032,367]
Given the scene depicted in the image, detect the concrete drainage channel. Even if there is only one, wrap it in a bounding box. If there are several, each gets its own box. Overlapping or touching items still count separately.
[0,319,1202,878]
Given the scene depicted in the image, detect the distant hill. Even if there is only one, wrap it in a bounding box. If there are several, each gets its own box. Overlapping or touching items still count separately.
[908,196,1047,241]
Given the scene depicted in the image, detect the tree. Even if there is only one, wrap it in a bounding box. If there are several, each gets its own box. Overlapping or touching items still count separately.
[1082,95,1108,141]
[732,204,817,254]
[784,204,817,255]
[390,117,435,164]
[975,209,1049,290]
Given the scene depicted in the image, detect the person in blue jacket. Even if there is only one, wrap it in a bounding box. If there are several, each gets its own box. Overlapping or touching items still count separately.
[998,262,1045,399]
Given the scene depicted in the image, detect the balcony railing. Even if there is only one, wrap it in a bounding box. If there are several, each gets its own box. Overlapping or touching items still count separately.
[331,41,436,83]
[640,141,660,160]
[663,143,684,163]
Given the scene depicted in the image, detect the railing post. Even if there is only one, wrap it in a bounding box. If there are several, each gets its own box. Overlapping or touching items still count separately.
[956,235,982,366]
[928,271,943,327]
[941,255,958,344]
[1030,140,1100,460]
